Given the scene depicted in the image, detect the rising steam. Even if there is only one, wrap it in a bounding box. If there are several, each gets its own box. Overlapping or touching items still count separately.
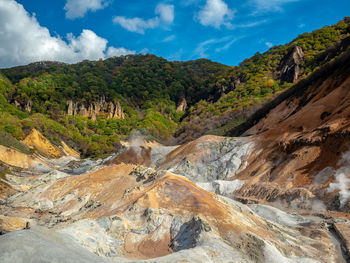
[327,149,350,207]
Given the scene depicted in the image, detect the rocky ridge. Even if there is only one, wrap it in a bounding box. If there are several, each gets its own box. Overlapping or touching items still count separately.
[228,48,350,212]
[67,96,125,120]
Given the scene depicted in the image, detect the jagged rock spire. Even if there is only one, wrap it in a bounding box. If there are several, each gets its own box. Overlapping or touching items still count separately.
[66,97,125,120]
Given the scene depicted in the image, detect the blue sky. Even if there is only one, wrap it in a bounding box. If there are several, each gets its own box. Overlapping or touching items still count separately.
[0,0,349,67]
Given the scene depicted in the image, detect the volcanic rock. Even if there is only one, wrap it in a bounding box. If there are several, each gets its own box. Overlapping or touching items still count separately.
[276,46,304,83]
[66,97,125,120]
[232,47,350,210]
[176,98,187,112]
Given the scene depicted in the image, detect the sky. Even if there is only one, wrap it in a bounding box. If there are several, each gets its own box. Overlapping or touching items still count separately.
[0,0,349,68]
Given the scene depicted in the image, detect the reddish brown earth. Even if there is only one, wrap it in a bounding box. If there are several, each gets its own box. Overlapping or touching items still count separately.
[232,50,350,211]
[105,146,152,166]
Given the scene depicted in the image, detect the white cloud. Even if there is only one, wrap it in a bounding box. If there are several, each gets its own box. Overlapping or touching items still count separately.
[113,17,159,34]
[106,47,136,57]
[265,42,273,48]
[249,0,298,13]
[215,36,244,53]
[0,0,134,68]
[67,30,108,60]
[167,48,184,61]
[196,0,235,29]
[162,35,176,42]
[155,4,174,24]
[113,3,174,34]
[193,36,243,58]
[64,0,109,19]
[140,48,150,54]
[194,39,220,58]
[235,20,267,28]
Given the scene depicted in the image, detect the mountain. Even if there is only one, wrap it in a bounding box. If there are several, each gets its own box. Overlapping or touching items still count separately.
[176,17,350,142]
[0,57,230,156]
[1,18,350,263]
[0,18,349,157]
[231,38,350,211]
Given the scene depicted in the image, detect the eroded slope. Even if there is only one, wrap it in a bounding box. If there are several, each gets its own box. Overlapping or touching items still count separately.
[231,49,350,211]
[0,163,340,262]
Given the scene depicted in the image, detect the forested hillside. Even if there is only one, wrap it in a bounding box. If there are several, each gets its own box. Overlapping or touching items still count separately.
[177,17,350,141]
[0,18,349,156]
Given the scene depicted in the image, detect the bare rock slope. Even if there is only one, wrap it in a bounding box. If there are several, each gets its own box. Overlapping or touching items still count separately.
[0,163,341,262]
[230,48,350,211]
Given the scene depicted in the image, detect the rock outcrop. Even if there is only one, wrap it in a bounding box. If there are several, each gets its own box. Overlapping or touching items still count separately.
[105,138,178,168]
[276,46,304,83]
[0,145,47,170]
[0,129,80,171]
[22,129,64,158]
[13,99,33,113]
[170,215,211,252]
[158,135,253,182]
[333,222,350,259]
[176,98,187,112]
[24,100,33,113]
[67,97,125,120]
[60,141,80,158]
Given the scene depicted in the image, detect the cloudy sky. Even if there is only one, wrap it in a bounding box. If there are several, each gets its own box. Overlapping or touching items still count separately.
[0,0,349,68]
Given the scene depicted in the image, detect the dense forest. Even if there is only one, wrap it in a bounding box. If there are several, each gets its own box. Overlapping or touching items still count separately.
[0,18,349,157]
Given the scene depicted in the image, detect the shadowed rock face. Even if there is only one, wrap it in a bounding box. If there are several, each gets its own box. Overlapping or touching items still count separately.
[276,46,304,83]
[13,99,32,113]
[170,216,211,252]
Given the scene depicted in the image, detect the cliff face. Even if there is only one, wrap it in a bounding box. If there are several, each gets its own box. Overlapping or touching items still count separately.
[276,46,305,83]
[14,99,32,113]
[67,97,125,120]
[22,128,64,158]
[176,98,187,112]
